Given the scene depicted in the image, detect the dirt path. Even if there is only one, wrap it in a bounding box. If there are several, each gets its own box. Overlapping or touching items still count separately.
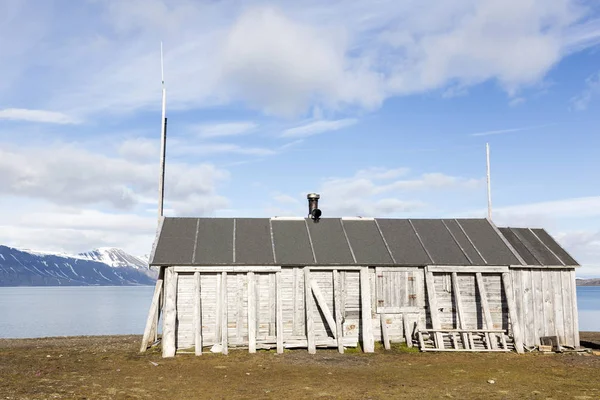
[1,335,599,399]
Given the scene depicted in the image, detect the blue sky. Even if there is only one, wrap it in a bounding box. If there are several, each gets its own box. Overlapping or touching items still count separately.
[1,0,599,276]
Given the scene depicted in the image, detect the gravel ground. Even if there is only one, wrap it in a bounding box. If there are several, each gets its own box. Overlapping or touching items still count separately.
[1,335,599,400]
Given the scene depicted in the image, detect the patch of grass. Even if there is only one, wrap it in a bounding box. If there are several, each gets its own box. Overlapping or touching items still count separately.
[389,342,420,354]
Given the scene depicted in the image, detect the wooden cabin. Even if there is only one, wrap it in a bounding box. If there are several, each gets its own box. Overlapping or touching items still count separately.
[140,213,580,357]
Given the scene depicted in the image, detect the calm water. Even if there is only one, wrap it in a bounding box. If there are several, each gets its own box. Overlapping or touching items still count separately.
[0,285,599,339]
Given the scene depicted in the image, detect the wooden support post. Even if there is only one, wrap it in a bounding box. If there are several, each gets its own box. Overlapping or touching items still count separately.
[475,273,496,350]
[502,272,524,354]
[194,272,202,356]
[276,271,284,354]
[140,278,163,352]
[360,267,375,353]
[424,269,445,349]
[247,272,256,354]
[152,266,165,343]
[162,267,178,358]
[310,280,337,338]
[381,313,391,350]
[403,313,413,348]
[215,273,222,347]
[305,267,316,354]
[221,272,228,355]
[333,270,344,354]
[451,272,471,349]
[570,270,580,348]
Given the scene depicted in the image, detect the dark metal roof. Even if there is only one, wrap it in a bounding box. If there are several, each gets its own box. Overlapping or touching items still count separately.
[498,227,579,267]
[149,217,570,267]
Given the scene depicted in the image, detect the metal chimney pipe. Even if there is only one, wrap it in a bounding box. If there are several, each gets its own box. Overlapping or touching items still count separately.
[307,193,321,221]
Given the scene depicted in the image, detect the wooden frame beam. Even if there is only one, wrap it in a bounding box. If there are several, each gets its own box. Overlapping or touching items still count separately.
[305,267,316,354]
[426,266,509,273]
[140,277,163,352]
[247,271,256,353]
[276,271,284,354]
[502,272,524,354]
[451,272,472,349]
[360,267,375,353]
[333,270,344,354]
[162,267,178,358]
[194,272,202,355]
[424,268,444,349]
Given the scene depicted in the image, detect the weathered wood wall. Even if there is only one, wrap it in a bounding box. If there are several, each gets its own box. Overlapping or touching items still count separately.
[155,265,579,355]
[511,268,579,348]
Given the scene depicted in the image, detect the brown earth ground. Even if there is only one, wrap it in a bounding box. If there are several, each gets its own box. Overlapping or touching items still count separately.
[1,334,599,400]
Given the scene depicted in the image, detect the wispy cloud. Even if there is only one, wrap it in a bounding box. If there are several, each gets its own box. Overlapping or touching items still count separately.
[0,108,79,124]
[570,71,600,111]
[469,123,554,137]
[281,119,357,138]
[192,122,257,138]
[170,142,276,156]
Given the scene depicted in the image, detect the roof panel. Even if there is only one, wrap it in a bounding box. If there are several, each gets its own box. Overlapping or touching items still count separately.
[411,219,471,265]
[194,218,234,265]
[458,220,521,266]
[531,228,579,266]
[160,217,198,238]
[375,219,432,265]
[498,228,539,265]
[153,236,196,265]
[271,220,315,265]
[342,220,394,265]
[442,219,486,265]
[306,218,355,265]
[234,218,275,265]
[510,228,562,266]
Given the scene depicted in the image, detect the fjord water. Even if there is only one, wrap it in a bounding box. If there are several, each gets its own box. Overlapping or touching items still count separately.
[0,285,599,339]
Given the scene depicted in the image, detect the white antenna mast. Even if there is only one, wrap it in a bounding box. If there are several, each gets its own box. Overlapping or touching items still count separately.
[158,42,167,220]
[486,142,492,220]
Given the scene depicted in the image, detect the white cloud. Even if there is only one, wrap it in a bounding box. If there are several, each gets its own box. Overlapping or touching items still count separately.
[469,123,554,137]
[0,108,79,124]
[192,121,257,138]
[118,137,158,161]
[570,71,600,111]
[0,142,230,212]
[169,142,276,156]
[281,119,358,138]
[5,1,598,118]
[492,196,600,223]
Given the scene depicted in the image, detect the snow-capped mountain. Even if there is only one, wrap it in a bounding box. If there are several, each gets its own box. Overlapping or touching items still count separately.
[79,247,158,279]
[0,245,158,287]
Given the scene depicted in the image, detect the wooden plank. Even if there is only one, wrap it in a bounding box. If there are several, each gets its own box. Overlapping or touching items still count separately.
[522,269,534,347]
[215,273,222,347]
[162,268,178,358]
[276,271,284,354]
[424,268,444,349]
[292,267,299,335]
[305,267,316,354]
[421,329,507,333]
[451,272,471,349]
[475,272,496,350]
[306,266,363,271]
[310,279,337,338]
[374,267,423,273]
[333,270,344,354]
[561,270,574,347]
[551,271,565,345]
[376,306,422,314]
[380,313,391,350]
[502,272,524,354]
[173,266,282,273]
[533,270,544,345]
[221,272,228,355]
[194,272,202,356]
[570,270,580,348]
[140,278,163,352]
[360,267,375,353]
[153,267,165,343]
[247,272,256,353]
[426,266,509,274]
[236,274,244,342]
[402,313,413,348]
[269,273,276,336]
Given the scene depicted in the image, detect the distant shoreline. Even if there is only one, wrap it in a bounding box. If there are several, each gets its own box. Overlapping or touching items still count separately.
[576,278,600,287]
